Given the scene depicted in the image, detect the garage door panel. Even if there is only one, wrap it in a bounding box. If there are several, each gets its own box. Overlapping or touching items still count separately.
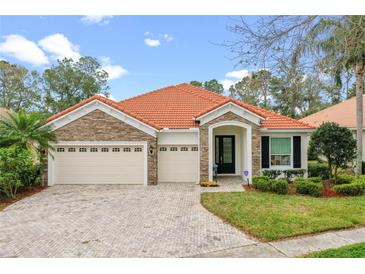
[158,146,198,183]
[54,145,145,185]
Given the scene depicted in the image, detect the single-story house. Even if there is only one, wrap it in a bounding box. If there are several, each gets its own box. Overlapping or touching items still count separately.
[301,95,365,160]
[45,83,314,186]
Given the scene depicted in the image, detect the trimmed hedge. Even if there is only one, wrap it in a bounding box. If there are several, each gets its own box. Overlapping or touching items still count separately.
[252,176,289,195]
[262,170,282,179]
[333,174,355,185]
[295,179,323,197]
[252,176,271,192]
[271,179,289,195]
[307,177,322,183]
[334,182,365,196]
[308,162,330,179]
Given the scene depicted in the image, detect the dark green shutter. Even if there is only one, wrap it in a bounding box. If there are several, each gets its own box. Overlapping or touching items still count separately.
[293,136,301,168]
[261,136,270,168]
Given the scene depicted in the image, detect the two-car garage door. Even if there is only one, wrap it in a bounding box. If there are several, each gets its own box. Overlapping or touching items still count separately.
[54,144,146,185]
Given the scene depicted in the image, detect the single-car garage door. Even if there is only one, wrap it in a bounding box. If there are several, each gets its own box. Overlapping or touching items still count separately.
[158,145,199,183]
[54,144,146,185]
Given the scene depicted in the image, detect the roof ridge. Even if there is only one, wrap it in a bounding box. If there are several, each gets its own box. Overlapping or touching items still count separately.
[120,84,179,104]
[174,83,225,104]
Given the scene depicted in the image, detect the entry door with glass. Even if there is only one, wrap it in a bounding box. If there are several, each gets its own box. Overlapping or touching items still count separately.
[215,135,235,174]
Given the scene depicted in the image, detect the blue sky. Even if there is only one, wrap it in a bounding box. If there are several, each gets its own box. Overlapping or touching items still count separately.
[0,16,254,100]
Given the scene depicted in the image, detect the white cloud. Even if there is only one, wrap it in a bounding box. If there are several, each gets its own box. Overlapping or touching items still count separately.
[219,79,238,91]
[163,34,174,42]
[100,57,128,80]
[0,34,49,66]
[81,15,113,26]
[38,33,81,61]
[225,69,250,79]
[144,38,161,47]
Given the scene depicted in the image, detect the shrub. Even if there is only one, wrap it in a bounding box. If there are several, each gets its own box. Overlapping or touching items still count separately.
[0,146,38,198]
[252,176,271,192]
[271,179,289,195]
[262,170,282,179]
[333,174,355,185]
[334,182,365,196]
[308,162,330,179]
[0,172,22,199]
[295,180,323,197]
[283,169,305,182]
[307,177,322,183]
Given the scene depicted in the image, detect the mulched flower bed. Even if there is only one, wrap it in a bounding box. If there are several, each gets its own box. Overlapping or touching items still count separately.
[242,180,348,198]
[0,185,47,211]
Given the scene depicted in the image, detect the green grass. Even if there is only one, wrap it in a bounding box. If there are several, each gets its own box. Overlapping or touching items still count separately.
[201,192,365,241]
[305,242,365,258]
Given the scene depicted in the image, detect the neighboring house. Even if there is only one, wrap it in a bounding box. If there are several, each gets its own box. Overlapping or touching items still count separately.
[0,107,9,120]
[45,83,313,186]
[301,95,365,160]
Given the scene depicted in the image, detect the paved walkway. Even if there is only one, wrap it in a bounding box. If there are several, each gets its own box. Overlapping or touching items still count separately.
[193,227,365,257]
[0,183,253,258]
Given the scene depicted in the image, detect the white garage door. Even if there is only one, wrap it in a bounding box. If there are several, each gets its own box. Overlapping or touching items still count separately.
[54,144,146,185]
[158,145,199,183]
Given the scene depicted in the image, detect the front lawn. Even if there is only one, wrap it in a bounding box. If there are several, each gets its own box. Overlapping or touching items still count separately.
[201,192,365,241]
[305,242,365,258]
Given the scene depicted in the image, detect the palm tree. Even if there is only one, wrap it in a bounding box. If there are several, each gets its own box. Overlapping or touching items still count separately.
[0,111,56,157]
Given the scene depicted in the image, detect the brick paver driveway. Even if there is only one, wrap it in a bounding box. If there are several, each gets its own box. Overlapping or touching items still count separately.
[0,183,255,257]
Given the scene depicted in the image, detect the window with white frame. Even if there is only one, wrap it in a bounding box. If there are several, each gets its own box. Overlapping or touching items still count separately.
[101,147,109,152]
[123,147,131,152]
[270,137,291,166]
[68,147,76,152]
[57,147,65,152]
[159,147,167,151]
[90,148,98,152]
[134,147,142,152]
[79,148,87,152]
[112,148,120,152]
[180,147,188,151]
[191,147,198,151]
[170,147,178,151]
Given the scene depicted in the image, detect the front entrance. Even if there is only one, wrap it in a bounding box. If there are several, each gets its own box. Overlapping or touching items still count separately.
[215,135,235,174]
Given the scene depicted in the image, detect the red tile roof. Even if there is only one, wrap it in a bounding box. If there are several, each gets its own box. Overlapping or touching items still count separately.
[300,95,365,128]
[47,83,313,130]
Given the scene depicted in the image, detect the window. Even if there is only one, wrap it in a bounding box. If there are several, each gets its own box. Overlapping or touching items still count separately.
[134,147,142,152]
[79,148,87,152]
[159,147,167,151]
[123,147,131,152]
[57,147,65,152]
[101,147,109,152]
[180,147,188,151]
[170,147,178,151]
[90,148,98,152]
[270,138,291,166]
[68,147,76,152]
[191,147,198,151]
[112,148,120,152]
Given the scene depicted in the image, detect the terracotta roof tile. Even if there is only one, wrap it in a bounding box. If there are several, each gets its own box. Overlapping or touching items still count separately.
[47,83,313,130]
[300,95,365,128]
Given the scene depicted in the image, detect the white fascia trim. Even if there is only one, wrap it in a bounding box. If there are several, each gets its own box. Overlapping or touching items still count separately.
[46,99,157,137]
[208,120,252,184]
[159,128,199,132]
[197,102,263,126]
[260,128,315,133]
[49,141,148,186]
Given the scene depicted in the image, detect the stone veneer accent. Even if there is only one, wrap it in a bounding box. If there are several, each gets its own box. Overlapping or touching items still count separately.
[199,111,261,181]
[51,109,158,185]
